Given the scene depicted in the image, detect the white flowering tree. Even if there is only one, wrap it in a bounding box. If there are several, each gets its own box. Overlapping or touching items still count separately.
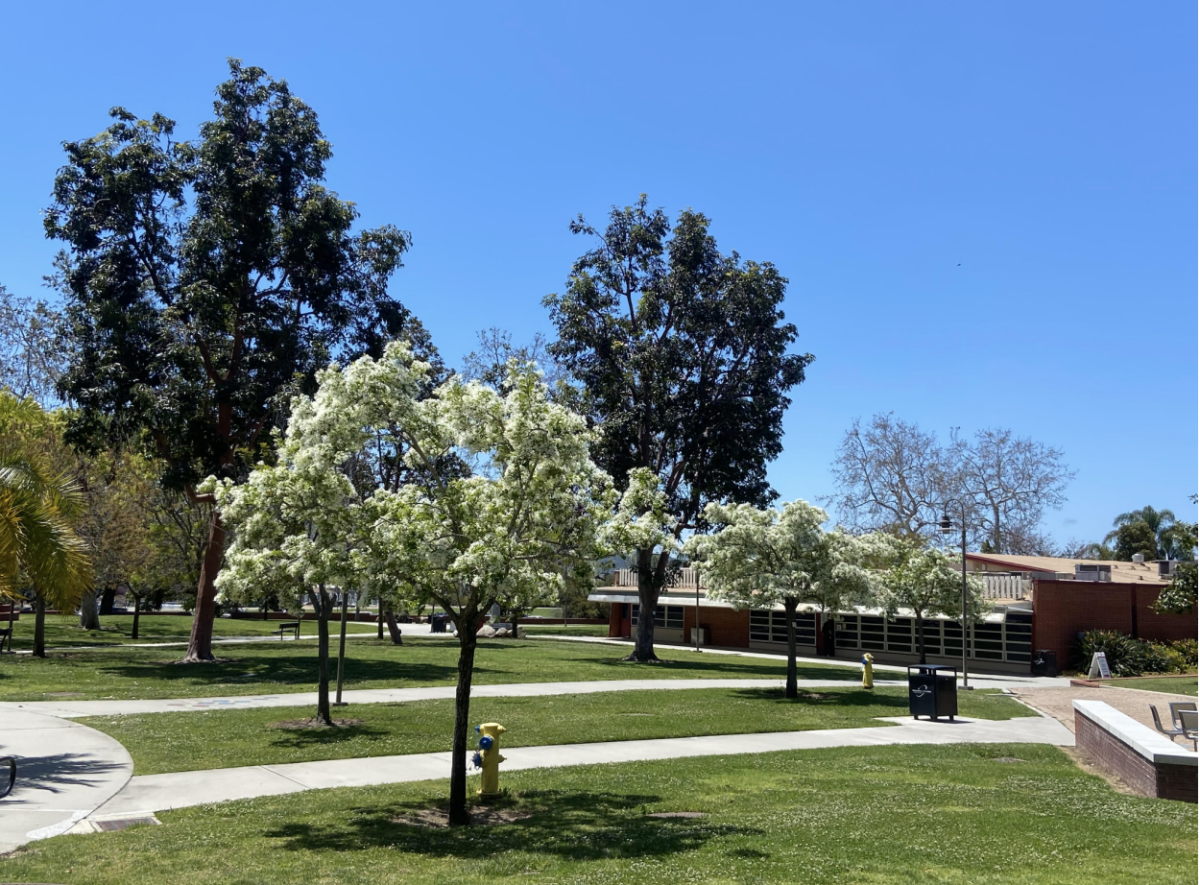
[684,499,875,698]
[209,388,367,726]
[874,538,986,664]
[247,342,614,824]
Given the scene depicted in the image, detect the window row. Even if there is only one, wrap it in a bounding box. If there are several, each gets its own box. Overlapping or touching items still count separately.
[749,609,817,645]
[834,612,1031,662]
[630,604,685,629]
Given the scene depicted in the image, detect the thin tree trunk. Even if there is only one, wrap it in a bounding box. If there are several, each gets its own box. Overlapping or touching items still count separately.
[449,617,481,826]
[625,548,660,662]
[916,611,926,664]
[334,588,349,706]
[383,609,403,645]
[79,589,100,631]
[33,593,46,658]
[509,609,522,639]
[183,510,225,663]
[315,587,333,726]
[784,598,798,699]
[377,596,384,640]
[131,598,141,640]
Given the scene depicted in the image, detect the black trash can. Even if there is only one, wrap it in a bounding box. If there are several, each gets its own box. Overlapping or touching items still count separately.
[907,664,958,721]
[1031,649,1058,678]
[429,614,448,633]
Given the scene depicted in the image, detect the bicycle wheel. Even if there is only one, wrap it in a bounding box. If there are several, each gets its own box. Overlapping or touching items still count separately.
[0,756,15,799]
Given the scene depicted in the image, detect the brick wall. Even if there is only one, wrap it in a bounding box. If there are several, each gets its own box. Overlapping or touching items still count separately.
[607,604,623,637]
[1032,580,1198,664]
[683,605,750,648]
[1075,709,1197,802]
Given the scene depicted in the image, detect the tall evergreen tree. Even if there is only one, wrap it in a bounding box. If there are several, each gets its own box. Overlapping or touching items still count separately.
[45,60,432,661]
[546,196,812,661]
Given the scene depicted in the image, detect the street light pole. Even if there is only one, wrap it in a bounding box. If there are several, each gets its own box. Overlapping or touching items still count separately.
[940,501,972,691]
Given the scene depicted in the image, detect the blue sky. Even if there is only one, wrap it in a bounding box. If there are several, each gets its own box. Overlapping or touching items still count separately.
[1,1,1195,547]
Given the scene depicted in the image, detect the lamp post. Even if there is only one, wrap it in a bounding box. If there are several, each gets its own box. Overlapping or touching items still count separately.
[939,501,972,690]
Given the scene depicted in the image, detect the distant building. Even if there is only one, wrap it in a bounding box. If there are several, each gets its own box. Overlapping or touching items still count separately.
[588,554,1196,673]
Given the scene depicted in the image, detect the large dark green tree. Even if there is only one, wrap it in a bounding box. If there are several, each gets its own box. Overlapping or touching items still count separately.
[45,60,431,662]
[545,196,813,661]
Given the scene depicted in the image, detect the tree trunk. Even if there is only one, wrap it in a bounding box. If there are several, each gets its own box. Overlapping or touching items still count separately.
[383,609,403,645]
[33,593,46,658]
[131,598,141,640]
[79,590,100,631]
[625,548,660,662]
[334,588,349,705]
[449,618,481,825]
[182,509,225,663]
[377,596,384,640]
[315,587,333,726]
[916,611,926,664]
[784,598,798,699]
[509,609,522,639]
[99,585,117,615]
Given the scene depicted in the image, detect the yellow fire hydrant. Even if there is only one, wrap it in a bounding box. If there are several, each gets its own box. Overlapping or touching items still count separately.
[861,653,874,689]
[475,722,506,800]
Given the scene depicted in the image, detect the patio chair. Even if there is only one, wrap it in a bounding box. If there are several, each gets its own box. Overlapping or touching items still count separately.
[1169,701,1196,728]
[1179,709,1199,752]
[1150,705,1186,742]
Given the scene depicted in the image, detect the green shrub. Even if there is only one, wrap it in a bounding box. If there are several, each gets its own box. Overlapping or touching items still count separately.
[1075,631,1198,676]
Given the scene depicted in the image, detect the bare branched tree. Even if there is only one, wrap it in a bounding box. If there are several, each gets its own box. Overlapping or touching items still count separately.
[827,415,1074,554]
[948,428,1075,553]
[0,285,69,406]
[825,414,946,540]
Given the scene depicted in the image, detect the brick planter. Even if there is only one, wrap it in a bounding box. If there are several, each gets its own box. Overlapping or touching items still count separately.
[1074,700,1197,802]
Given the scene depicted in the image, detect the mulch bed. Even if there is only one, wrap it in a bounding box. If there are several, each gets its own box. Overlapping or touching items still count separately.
[392,807,535,828]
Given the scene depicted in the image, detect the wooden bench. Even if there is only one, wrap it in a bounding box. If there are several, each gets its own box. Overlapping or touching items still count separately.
[272,621,301,640]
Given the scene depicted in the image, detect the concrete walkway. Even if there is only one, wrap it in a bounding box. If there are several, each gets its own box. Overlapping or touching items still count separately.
[3,678,893,718]
[94,713,1074,817]
[0,709,133,853]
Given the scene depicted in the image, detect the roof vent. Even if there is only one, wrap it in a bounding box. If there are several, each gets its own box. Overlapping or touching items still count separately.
[1132,553,1145,564]
[1159,560,1177,577]
[1074,563,1112,582]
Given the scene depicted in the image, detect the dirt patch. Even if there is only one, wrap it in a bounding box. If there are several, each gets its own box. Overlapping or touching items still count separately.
[1058,746,1141,796]
[799,692,835,701]
[270,717,364,729]
[392,807,535,827]
[648,811,707,819]
[992,757,1025,763]
[44,691,85,697]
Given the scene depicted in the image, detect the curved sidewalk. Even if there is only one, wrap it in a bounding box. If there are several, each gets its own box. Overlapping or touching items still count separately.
[0,709,133,853]
[97,714,1074,816]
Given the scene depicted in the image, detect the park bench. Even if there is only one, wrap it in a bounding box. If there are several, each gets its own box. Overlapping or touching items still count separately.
[272,621,301,640]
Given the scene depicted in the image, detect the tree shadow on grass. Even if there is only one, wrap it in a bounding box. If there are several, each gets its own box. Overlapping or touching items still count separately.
[98,656,459,689]
[590,656,857,681]
[264,789,757,861]
[730,686,911,712]
[267,722,390,749]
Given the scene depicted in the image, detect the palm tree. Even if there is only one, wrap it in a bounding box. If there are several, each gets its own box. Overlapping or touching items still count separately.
[0,393,92,656]
[1104,506,1177,560]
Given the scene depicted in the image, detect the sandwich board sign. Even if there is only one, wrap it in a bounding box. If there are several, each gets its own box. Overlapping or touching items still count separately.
[1087,652,1112,680]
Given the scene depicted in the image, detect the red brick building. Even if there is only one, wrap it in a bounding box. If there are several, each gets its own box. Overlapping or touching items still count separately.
[590,554,1196,674]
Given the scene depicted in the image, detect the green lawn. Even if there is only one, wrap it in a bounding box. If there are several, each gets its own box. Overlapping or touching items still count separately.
[0,638,858,701]
[82,685,1034,775]
[1106,675,1197,696]
[2,612,377,651]
[4,744,1193,884]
